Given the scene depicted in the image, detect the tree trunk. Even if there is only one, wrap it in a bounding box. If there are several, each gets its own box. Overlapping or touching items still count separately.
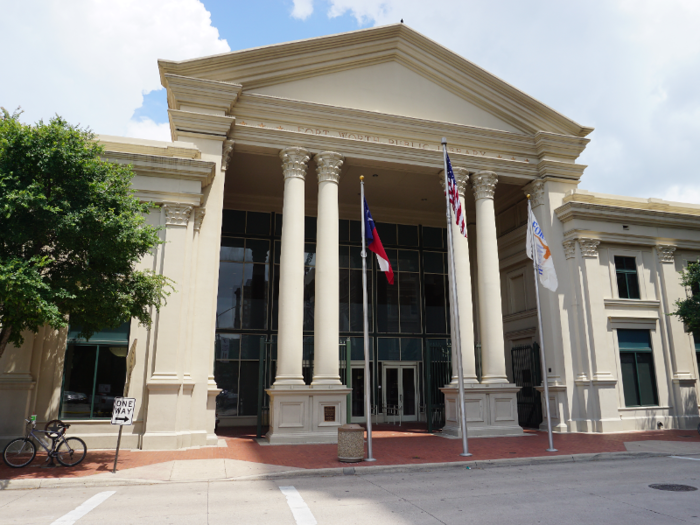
[0,325,13,362]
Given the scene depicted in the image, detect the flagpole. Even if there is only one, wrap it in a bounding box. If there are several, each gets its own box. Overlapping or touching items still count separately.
[527,195,557,452]
[442,139,471,457]
[360,176,376,461]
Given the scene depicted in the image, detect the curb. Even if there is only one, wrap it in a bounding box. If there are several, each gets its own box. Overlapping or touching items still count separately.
[0,451,667,490]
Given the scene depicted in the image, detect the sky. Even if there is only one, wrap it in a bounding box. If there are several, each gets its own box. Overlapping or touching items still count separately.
[2,0,700,203]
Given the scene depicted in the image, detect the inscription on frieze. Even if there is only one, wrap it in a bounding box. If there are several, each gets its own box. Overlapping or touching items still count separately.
[237,120,532,163]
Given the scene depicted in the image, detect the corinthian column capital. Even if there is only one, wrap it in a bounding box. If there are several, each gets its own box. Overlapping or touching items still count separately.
[314,151,344,184]
[438,167,470,197]
[163,203,193,227]
[524,179,546,208]
[280,146,310,180]
[471,171,498,200]
[579,238,600,258]
[194,207,206,232]
[657,245,677,264]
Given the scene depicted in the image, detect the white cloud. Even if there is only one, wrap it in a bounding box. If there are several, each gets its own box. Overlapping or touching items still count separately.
[321,0,700,204]
[291,0,315,20]
[125,118,172,143]
[0,0,229,140]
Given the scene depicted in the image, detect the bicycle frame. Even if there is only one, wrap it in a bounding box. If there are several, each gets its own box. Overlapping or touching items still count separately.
[24,420,69,458]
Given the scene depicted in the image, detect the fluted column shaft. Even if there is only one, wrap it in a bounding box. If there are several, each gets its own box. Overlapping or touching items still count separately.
[274,147,309,387]
[312,151,344,385]
[439,169,478,384]
[472,172,508,383]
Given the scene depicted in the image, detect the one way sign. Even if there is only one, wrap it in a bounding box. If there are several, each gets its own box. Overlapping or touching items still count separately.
[111,397,136,426]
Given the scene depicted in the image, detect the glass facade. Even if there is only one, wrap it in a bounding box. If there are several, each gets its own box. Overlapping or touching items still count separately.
[215,210,451,419]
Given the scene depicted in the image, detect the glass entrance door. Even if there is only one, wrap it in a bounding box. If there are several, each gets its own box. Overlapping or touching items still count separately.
[382,363,418,422]
[350,366,374,423]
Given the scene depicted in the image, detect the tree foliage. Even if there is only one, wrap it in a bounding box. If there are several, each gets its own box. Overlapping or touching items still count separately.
[0,108,171,359]
[671,261,700,337]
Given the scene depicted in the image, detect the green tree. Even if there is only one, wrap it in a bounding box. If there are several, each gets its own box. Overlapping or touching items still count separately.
[671,261,700,338]
[0,108,171,360]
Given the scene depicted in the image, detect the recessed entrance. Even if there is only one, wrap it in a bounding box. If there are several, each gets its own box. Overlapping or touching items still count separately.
[382,362,419,423]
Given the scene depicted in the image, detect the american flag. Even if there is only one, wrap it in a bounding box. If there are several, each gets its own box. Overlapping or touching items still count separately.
[445,151,467,238]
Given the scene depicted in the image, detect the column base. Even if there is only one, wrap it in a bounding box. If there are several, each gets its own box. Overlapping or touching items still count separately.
[440,383,524,438]
[266,385,351,445]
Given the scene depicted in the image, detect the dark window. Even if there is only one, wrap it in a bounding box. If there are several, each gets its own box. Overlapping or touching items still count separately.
[60,322,130,419]
[217,237,270,330]
[618,329,658,407]
[214,334,266,417]
[615,256,640,299]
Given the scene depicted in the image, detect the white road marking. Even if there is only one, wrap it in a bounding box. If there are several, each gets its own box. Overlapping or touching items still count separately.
[279,486,317,525]
[51,491,116,525]
[669,455,700,461]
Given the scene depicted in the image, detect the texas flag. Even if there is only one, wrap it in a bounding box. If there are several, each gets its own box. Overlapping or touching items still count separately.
[364,198,394,285]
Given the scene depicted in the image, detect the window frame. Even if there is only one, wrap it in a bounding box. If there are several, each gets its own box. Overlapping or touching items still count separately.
[59,322,131,420]
[616,328,659,408]
[613,254,641,300]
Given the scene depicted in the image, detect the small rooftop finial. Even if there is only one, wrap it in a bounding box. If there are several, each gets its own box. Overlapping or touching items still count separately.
[401,19,404,23]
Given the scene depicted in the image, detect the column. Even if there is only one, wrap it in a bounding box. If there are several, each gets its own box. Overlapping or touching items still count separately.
[312,151,344,385]
[471,171,508,384]
[273,146,309,387]
[439,168,478,384]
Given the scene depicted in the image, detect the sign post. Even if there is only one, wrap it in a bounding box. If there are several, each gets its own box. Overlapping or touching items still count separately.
[112,339,137,474]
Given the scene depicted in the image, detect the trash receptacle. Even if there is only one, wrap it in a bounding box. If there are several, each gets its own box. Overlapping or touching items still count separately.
[337,424,364,463]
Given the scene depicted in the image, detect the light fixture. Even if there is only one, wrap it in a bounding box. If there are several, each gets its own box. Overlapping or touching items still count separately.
[109,346,128,357]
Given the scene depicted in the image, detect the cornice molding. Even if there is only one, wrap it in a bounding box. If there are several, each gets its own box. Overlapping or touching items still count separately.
[280,146,310,181]
[471,171,498,200]
[168,109,235,141]
[158,24,592,138]
[101,150,216,187]
[314,151,344,184]
[657,244,677,264]
[535,131,590,162]
[162,203,193,227]
[556,200,700,230]
[164,74,242,115]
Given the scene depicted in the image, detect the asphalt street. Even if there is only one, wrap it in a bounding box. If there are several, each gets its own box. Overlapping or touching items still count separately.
[1,456,699,524]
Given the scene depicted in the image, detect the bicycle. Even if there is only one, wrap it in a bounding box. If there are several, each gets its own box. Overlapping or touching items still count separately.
[2,418,87,468]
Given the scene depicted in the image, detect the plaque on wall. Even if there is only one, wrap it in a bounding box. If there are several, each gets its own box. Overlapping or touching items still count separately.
[324,406,336,422]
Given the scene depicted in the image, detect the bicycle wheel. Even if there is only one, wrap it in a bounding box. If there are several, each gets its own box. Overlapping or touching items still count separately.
[56,437,87,467]
[3,438,36,468]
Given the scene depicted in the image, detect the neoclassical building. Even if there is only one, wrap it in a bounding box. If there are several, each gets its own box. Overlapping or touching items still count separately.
[2,24,699,449]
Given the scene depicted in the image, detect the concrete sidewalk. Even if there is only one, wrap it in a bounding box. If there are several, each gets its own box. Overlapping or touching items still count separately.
[2,425,700,491]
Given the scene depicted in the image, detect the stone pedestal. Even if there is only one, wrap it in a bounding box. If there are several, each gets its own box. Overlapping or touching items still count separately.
[266,386,351,444]
[440,383,524,438]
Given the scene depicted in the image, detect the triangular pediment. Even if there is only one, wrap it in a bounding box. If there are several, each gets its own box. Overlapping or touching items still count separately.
[249,61,521,134]
[159,24,592,138]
